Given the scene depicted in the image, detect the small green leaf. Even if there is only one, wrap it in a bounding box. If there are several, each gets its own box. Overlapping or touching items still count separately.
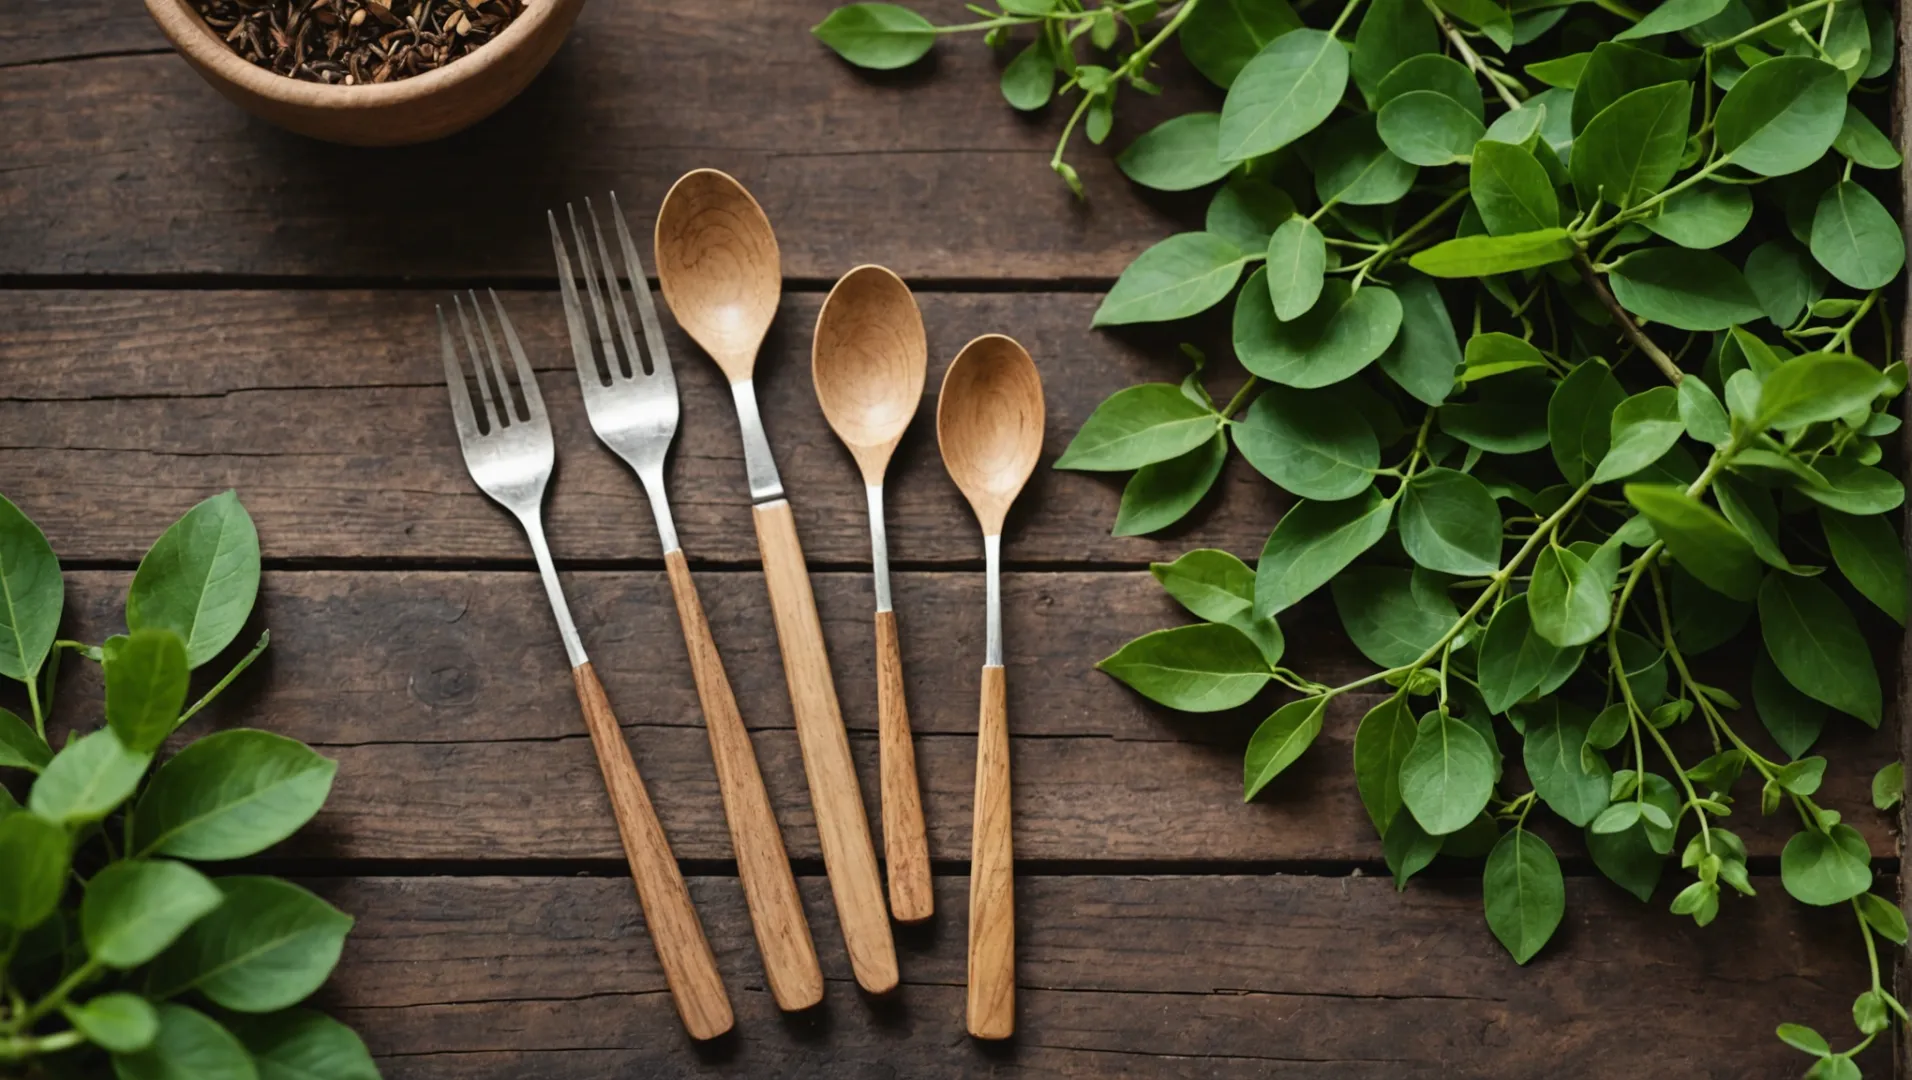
[110,1003,257,1080]
[1616,0,1729,39]
[1570,41,1692,132]
[1333,566,1457,668]
[1379,275,1463,406]
[1471,140,1559,236]
[1549,358,1628,485]
[1232,386,1379,500]
[1097,623,1271,712]
[1607,248,1764,331]
[1409,228,1577,277]
[1057,383,1221,472]
[1833,101,1901,169]
[1754,353,1889,430]
[1642,182,1753,249]
[1377,90,1486,166]
[0,810,68,930]
[29,728,151,826]
[1307,114,1419,205]
[1759,573,1882,726]
[1593,386,1682,483]
[1483,829,1565,963]
[1352,0,1439,100]
[1093,233,1248,327]
[1857,891,1907,943]
[1754,646,1826,759]
[1182,0,1303,88]
[83,859,224,969]
[1529,546,1613,648]
[1477,595,1565,713]
[0,492,62,685]
[811,3,937,70]
[64,993,159,1054]
[1264,217,1327,321]
[104,629,191,755]
[0,707,52,773]
[1462,332,1548,382]
[1242,694,1329,799]
[1375,54,1486,119]
[148,877,354,1013]
[1114,432,1228,537]
[1796,458,1904,516]
[1779,824,1872,906]
[1151,549,1257,624]
[1571,81,1691,209]
[1118,113,1231,191]
[1776,1023,1831,1055]
[1809,181,1906,290]
[1677,377,1731,446]
[1871,761,1904,811]
[1401,708,1496,835]
[127,491,261,669]
[1526,52,1589,88]
[1523,701,1611,825]
[1354,693,1418,832]
[132,730,339,860]
[1399,468,1502,575]
[1254,488,1395,616]
[1744,239,1825,327]
[1205,178,1296,250]
[229,1009,381,1080]
[1713,56,1847,175]
[1235,275,1403,388]
[1218,29,1348,161]
[1625,484,1761,601]
[1820,510,1905,625]
[1000,36,1056,111]
[1383,809,1444,888]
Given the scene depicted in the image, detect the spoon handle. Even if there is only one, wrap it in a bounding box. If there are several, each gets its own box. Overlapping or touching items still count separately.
[752,498,900,994]
[966,663,1014,1040]
[875,610,933,923]
[663,549,824,1011]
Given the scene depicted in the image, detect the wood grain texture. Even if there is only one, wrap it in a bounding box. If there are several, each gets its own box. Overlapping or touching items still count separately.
[0,290,1276,566]
[966,664,1014,1039]
[938,334,1045,536]
[569,662,732,1040]
[309,874,1889,1078]
[0,3,1203,280]
[664,548,822,1011]
[753,499,898,994]
[813,265,927,486]
[875,609,932,923]
[655,169,783,382]
[28,571,1898,864]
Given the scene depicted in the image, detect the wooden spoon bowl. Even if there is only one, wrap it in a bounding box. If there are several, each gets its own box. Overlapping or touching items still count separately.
[937,334,1046,535]
[813,265,928,485]
[655,169,783,383]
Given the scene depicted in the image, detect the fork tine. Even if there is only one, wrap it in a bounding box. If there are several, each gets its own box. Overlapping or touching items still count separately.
[568,203,625,381]
[550,210,605,390]
[468,289,520,424]
[585,197,647,379]
[489,288,545,424]
[610,191,675,384]
[453,294,503,432]
[438,306,480,444]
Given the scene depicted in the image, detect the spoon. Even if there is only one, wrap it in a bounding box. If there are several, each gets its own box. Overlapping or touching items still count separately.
[812,265,933,927]
[936,333,1045,1041]
[654,169,899,995]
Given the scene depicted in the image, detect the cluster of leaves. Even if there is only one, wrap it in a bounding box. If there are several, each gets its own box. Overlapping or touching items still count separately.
[814,0,1907,1070]
[0,492,376,1079]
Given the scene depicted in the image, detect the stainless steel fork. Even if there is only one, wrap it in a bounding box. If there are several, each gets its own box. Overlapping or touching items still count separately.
[550,197,824,1013]
[437,291,732,1040]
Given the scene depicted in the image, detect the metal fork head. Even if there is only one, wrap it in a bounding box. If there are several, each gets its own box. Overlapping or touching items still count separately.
[550,193,679,482]
[439,289,554,519]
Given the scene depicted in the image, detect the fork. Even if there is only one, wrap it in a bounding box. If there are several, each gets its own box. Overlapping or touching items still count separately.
[550,196,825,1013]
[437,291,732,1040]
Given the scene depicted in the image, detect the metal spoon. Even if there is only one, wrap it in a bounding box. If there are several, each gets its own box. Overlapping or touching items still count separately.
[812,264,933,926]
[935,333,1045,1041]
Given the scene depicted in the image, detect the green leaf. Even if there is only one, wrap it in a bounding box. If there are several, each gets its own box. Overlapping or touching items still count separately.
[1471,140,1559,236]
[1759,573,1882,726]
[1118,113,1231,191]
[811,3,936,70]
[1057,383,1222,472]
[1434,0,1514,46]
[1677,377,1731,446]
[1092,233,1248,327]
[0,706,51,773]
[1754,353,1889,430]
[1642,182,1753,249]
[1409,228,1577,277]
[1439,373,1553,452]
[1616,0,1730,38]
[1625,484,1761,601]
[1820,510,1906,625]
[1776,1023,1831,1055]
[1744,239,1825,327]
[1383,809,1443,888]
[132,730,339,860]
[1529,546,1613,648]
[104,629,191,756]
[1526,52,1588,88]
[149,877,353,1013]
[1152,549,1257,624]
[1218,29,1348,161]
[1401,708,1497,835]
[112,1005,257,1080]
[1806,1056,1863,1080]
[1587,773,1679,900]
[1254,488,1394,616]
[1809,181,1906,290]
[1264,217,1327,321]
[64,993,159,1054]
[1333,566,1457,668]
[999,36,1055,111]
[1307,114,1419,205]
[1114,432,1228,537]
[1461,333,1547,384]
[1354,693,1418,832]
[1754,646,1826,758]
[128,491,261,670]
[1714,56,1847,176]
[230,1010,381,1080]
[1235,275,1403,388]
[1593,386,1681,483]
[1523,701,1611,825]
[1377,91,1486,166]
[1477,595,1565,712]
[1098,623,1271,712]
[1205,178,1296,250]
[1833,102,1901,169]
[1376,54,1486,120]
[1379,275,1463,406]
[1857,892,1908,949]
[1231,386,1378,500]
[1549,358,1628,485]
[1352,0,1439,101]
[1398,468,1502,575]
[1872,761,1904,811]
[1182,0,1303,88]
[1571,81,1691,209]
[1606,248,1764,331]
[1779,824,1872,905]
[29,728,151,826]
[1570,41,1692,132]
[1715,474,1814,574]
[83,858,224,969]
[1796,458,1904,516]
[0,492,61,685]
[1483,829,1564,962]
[0,810,68,930]
[1242,694,1329,799]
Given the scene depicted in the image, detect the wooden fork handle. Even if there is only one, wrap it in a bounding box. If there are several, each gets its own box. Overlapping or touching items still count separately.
[663,548,824,1011]
[967,663,1014,1040]
[875,609,932,924]
[751,498,899,994]
[571,662,734,1040]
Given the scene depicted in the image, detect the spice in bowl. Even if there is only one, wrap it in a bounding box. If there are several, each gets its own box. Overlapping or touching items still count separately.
[191,0,526,85]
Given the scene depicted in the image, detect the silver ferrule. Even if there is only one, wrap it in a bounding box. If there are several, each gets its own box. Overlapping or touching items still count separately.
[636,463,681,555]
[867,483,892,613]
[522,513,588,668]
[730,379,785,504]
[984,532,1002,667]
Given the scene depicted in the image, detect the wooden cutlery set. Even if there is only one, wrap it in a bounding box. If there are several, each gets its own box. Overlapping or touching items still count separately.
[435,169,1045,1041]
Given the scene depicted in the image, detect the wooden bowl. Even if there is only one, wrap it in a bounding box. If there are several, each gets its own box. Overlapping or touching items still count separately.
[143,0,585,146]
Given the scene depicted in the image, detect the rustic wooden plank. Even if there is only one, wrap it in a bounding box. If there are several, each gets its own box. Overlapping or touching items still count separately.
[0,289,1274,566]
[309,874,1886,1078]
[0,1,163,67]
[0,3,1206,281]
[28,570,1897,863]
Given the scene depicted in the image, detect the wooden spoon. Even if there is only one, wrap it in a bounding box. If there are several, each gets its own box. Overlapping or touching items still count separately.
[813,265,934,926]
[936,333,1045,1040]
[655,169,900,995]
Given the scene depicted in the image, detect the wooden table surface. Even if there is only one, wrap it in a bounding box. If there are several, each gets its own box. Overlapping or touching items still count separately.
[2,2,1903,1076]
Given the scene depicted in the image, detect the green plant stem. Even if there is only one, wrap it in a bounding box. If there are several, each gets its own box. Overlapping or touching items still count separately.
[174,631,272,729]
[0,1028,84,1063]
[1424,1,1527,110]
[1219,376,1261,420]
[9,960,99,1034]
[1049,0,1200,187]
[24,676,43,740]
[1571,250,1683,385]
[1706,0,1837,51]
[1327,0,1367,36]
[1819,289,1880,354]
[1591,0,1646,20]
